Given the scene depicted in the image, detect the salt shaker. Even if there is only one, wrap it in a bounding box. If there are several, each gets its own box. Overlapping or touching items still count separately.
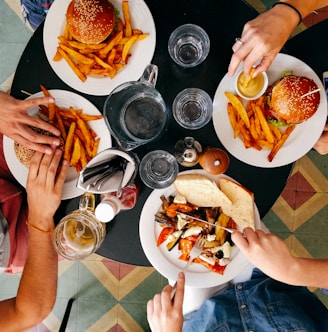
[174,137,202,167]
[95,182,139,222]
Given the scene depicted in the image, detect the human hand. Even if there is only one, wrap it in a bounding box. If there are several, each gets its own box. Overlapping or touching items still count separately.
[313,124,328,155]
[147,272,185,332]
[228,6,298,77]
[26,149,68,231]
[0,92,61,154]
[232,228,297,283]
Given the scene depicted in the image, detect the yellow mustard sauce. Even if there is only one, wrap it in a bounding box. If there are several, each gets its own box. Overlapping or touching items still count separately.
[237,72,264,98]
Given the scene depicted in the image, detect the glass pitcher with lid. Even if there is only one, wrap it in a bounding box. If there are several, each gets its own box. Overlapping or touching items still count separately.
[52,192,106,260]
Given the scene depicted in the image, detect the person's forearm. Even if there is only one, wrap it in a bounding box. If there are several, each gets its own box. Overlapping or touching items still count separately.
[12,217,57,329]
[287,257,328,289]
[279,0,328,19]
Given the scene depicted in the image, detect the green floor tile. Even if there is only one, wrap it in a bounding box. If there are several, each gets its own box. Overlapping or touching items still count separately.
[77,264,117,302]
[263,209,292,234]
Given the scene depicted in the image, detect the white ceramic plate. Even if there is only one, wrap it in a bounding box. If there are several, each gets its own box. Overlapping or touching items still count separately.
[213,53,328,168]
[43,0,156,96]
[3,90,112,200]
[139,169,261,288]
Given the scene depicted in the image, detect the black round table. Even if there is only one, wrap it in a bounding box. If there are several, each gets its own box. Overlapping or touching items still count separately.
[11,0,294,266]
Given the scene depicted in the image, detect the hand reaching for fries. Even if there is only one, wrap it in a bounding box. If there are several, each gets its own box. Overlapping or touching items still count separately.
[225,92,295,162]
[0,91,62,155]
[54,1,149,82]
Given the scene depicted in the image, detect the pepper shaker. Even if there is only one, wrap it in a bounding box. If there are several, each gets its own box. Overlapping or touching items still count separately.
[174,137,202,167]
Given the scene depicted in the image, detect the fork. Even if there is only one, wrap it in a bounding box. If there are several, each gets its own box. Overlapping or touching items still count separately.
[170,235,206,299]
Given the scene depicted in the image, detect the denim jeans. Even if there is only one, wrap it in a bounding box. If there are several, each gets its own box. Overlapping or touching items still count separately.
[21,0,54,30]
[183,269,328,332]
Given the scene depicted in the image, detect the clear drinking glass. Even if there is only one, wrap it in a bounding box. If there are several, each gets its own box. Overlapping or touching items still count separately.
[172,88,213,129]
[139,150,179,189]
[168,24,210,67]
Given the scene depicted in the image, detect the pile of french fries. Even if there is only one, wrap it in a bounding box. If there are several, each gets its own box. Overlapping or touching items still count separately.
[53,1,149,82]
[40,85,103,172]
[225,91,296,162]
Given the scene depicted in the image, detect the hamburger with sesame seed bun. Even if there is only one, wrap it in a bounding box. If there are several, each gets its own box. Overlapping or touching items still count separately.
[14,127,65,168]
[66,0,115,44]
[265,75,320,127]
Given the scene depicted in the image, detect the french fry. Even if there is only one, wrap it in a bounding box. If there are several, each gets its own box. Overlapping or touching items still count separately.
[59,44,95,65]
[225,92,250,128]
[122,1,132,37]
[40,85,55,122]
[92,55,114,69]
[269,123,282,141]
[241,68,255,89]
[79,114,103,121]
[107,48,117,65]
[249,117,259,141]
[57,47,87,82]
[62,24,71,40]
[59,109,76,119]
[239,125,252,148]
[268,125,295,162]
[98,31,123,57]
[55,106,67,140]
[258,139,274,149]
[253,105,275,144]
[76,116,93,151]
[64,122,76,161]
[227,102,237,130]
[92,138,100,158]
[53,50,62,61]
[122,35,138,63]
[70,136,81,167]
[79,142,88,168]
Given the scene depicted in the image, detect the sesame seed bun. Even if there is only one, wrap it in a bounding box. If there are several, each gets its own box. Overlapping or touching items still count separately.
[270,75,320,124]
[14,142,35,168]
[14,128,65,168]
[66,0,115,44]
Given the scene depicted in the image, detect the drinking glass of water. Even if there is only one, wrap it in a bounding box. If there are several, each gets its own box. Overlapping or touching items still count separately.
[139,150,179,189]
[172,88,213,129]
[168,24,210,68]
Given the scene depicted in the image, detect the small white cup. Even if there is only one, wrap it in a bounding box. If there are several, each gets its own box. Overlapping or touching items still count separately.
[168,24,210,68]
[235,70,268,100]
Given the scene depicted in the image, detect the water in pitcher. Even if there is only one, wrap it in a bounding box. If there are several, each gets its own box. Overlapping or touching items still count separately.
[124,96,166,140]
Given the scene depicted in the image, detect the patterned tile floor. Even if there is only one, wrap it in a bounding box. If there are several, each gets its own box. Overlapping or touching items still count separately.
[0,1,328,331]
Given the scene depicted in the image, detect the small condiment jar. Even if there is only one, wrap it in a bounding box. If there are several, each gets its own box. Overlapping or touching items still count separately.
[174,137,202,167]
[95,182,139,222]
